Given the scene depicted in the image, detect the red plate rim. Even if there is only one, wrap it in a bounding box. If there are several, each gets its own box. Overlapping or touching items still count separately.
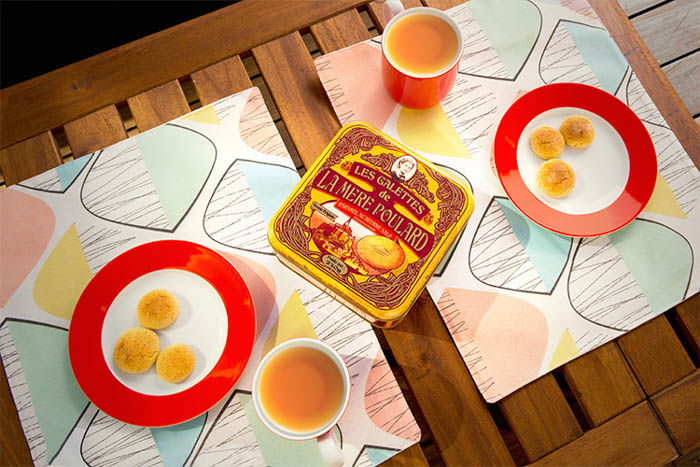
[494,82,657,237]
[68,240,256,427]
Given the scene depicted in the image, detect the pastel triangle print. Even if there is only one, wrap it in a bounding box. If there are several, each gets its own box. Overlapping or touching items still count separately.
[182,105,222,125]
[33,224,93,320]
[262,290,318,355]
[643,172,686,219]
[547,328,580,370]
[396,105,470,158]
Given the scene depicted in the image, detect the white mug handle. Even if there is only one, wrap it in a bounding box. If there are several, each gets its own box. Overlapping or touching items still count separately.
[317,430,343,467]
[376,0,405,24]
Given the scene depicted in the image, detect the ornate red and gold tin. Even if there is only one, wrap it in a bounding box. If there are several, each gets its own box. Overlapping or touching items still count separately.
[269,123,474,328]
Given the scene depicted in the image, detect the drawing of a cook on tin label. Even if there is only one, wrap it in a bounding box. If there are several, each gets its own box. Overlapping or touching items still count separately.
[391,155,417,183]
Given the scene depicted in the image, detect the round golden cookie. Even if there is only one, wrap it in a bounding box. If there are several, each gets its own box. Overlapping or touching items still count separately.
[156,344,195,383]
[537,159,576,198]
[355,235,405,271]
[137,289,180,330]
[560,115,595,148]
[529,126,565,160]
[113,327,160,374]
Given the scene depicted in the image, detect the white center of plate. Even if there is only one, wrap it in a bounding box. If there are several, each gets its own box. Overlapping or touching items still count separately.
[101,269,228,396]
[516,107,629,215]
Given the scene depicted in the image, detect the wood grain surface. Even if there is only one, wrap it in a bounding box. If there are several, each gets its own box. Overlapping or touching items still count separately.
[630,0,700,65]
[126,81,191,132]
[191,56,253,105]
[0,132,62,187]
[0,0,368,149]
[651,370,700,454]
[63,106,128,157]
[532,402,677,465]
[617,315,695,395]
[252,33,340,168]
[562,343,645,426]
[499,375,583,461]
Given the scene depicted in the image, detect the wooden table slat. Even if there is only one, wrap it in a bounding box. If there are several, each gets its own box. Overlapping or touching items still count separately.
[663,51,700,117]
[383,293,515,465]
[674,293,700,357]
[252,33,341,168]
[651,369,700,454]
[0,132,63,186]
[499,375,583,462]
[531,402,677,465]
[63,106,128,158]
[190,56,253,105]
[126,81,191,132]
[630,0,700,65]
[618,0,668,16]
[617,315,695,395]
[310,9,372,54]
[563,342,645,427]
[0,0,370,150]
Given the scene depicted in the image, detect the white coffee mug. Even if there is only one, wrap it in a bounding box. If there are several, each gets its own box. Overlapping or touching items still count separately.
[252,338,351,467]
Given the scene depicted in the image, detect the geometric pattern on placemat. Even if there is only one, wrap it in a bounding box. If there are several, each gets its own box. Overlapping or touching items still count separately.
[645,122,698,217]
[81,124,216,232]
[442,76,499,157]
[540,20,628,95]
[18,155,93,194]
[364,351,421,442]
[150,413,207,467]
[452,0,541,81]
[437,287,548,402]
[568,219,693,331]
[81,411,162,467]
[470,197,571,294]
[0,319,89,465]
[353,445,400,467]
[192,392,265,467]
[239,88,289,158]
[0,322,49,465]
[204,159,298,255]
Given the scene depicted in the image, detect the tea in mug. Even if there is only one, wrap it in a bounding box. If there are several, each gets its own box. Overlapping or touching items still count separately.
[385,13,460,75]
[258,346,345,433]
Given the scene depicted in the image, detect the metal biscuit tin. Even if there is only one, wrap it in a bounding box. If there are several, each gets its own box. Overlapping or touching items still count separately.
[269,123,474,328]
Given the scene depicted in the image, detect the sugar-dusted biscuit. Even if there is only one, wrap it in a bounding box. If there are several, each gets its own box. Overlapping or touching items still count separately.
[137,289,180,330]
[529,126,565,160]
[156,344,195,383]
[356,235,405,271]
[537,159,576,198]
[113,327,160,374]
[560,115,595,149]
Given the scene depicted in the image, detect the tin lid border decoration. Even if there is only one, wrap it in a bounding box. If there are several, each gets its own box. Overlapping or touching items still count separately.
[269,122,475,328]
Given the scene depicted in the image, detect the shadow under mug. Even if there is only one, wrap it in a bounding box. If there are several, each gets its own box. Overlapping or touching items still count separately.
[252,338,351,467]
[380,3,463,109]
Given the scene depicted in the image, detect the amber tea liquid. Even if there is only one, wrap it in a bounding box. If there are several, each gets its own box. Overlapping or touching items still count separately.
[385,13,460,75]
[258,345,345,433]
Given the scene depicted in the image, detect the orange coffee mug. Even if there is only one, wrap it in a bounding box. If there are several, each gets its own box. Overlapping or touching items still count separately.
[380,2,463,109]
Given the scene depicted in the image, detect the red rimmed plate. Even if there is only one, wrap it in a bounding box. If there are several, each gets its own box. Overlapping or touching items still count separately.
[69,240,256,427]
[494,83,657,237]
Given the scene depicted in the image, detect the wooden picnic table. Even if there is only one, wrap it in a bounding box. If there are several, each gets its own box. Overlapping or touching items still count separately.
[1,0,698,465]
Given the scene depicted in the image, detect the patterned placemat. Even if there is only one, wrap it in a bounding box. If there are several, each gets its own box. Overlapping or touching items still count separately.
[314,0,699,402]
[0,87,420,466]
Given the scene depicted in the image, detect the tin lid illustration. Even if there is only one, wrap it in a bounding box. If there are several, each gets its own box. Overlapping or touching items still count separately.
[269,122,474,327]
